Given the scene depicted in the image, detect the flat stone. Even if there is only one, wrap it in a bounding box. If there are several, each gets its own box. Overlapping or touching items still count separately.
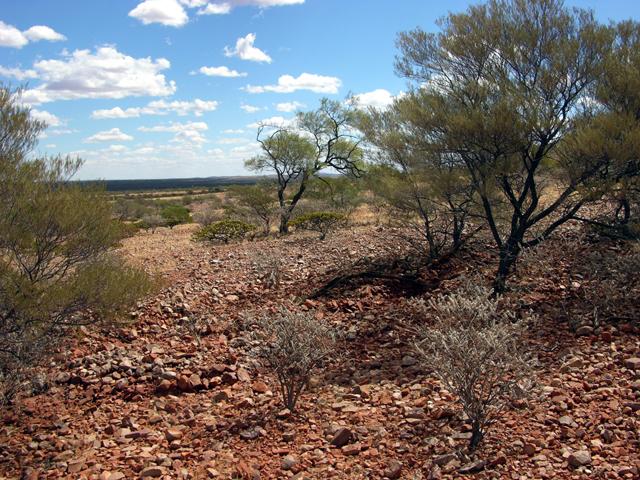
[330,427,353,447]
[568,450,591,468]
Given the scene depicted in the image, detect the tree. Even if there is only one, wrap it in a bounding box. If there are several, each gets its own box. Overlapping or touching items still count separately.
[160,204,192,229]
[228,182,278,234]
[395,0,612,293]
[246,99,364,234]
[0,86,154,404]
[360,97,476,260]
[567,21,640,238]
[290,212,347,240]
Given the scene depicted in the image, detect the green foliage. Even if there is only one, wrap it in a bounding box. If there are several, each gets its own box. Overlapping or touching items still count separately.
[0,86,154,405]
[290,211,347,240]
[160,204,192,228]
[246,98,364,234]
[394,0,614,292]
[306,177,364,212]
[227,183,278,234]
[193,219,256,244]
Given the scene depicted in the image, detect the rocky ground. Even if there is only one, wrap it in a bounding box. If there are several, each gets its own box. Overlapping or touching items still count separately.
[0,224,638,479]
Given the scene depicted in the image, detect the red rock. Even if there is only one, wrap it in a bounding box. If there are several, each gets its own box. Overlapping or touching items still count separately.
[342,443,361,455]
[384,460,402,479]
[251,381,269,394]
[568,450,591,468]
[330,427,353,447]
[624,357,640,370]
[165,428,183,441]
[140,466,164,477]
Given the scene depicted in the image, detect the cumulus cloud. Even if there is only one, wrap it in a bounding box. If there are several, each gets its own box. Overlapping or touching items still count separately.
[91,99,218,119]
[85,128,134,143]
[351,89,395,109]
[240,103,262,113]
[130,0,303,25]
[198,0,304,14]
[23,26,67,42]
[0,65,38,80]
[246,73,341,94]
[199,65,247,78]
[0,21,66,48]
[30,109,62,127]
[129,0,189,27]
[15,46,176,104]
[247,115,293,129]
[275,101,305,112]
[223,128,245,134]
[224,33,271,63]
[139,121,209,145]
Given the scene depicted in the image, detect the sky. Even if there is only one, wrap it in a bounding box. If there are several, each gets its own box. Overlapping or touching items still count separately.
[1,0,639,180]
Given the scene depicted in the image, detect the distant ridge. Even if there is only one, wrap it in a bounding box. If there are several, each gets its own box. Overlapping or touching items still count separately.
[78,176,262,192]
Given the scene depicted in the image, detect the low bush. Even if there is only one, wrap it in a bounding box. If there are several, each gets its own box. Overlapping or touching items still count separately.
[161,205,192,229]
[251,308,336,412]
[412,283,534,451]
[193,219,256,244]
[290,211,347,240]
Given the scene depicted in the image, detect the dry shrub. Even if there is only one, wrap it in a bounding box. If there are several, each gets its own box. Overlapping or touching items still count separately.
[251,251,283,289]
[413,283,534,451]
[251,308,336,412]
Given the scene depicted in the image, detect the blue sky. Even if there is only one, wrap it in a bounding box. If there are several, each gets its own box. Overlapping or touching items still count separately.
[1,0,639,180]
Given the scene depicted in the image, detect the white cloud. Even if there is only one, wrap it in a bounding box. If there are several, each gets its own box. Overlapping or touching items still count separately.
[91,99,218,119]
[0,21,66,48]
[246,73,341,94]
[85,128,134,143]
[352,89,394,109]
[0,21,28,48]
[18,46,176,104]
[199,65,247,78]
[198,0,304,15]
[275,101,305,112]
[129,0,189,27]
[198,2,232,14]
[0,65,38,80]
[240,103,262,113]
[23,26,66,42]
[31,109,62,127]
[247,115,293,129]
[223,128,245,134]
[217,137,250,145]
[139,121,209,145]
[224,33,271,63]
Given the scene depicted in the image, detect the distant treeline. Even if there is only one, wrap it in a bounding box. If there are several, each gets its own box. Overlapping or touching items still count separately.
[78,176,262,192]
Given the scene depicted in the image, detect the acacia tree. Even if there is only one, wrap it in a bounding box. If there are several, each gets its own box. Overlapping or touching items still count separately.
[0,86,153,404]
[360,96,476,260]
[395,0,612,293]
[567,21,640,238]
[228,182,278,234]
[245,99,364,234]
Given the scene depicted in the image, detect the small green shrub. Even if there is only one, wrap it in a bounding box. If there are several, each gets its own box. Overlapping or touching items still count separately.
[193,219,256,244]
[290,211,346,240]
[161,205,192,228]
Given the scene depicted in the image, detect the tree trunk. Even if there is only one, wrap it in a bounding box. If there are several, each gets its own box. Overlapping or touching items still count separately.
[469,423,484,452]
[279,211,290,234]
[492,240,520,295]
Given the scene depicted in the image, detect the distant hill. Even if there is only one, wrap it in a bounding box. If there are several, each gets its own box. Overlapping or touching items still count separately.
[78,176,262,192]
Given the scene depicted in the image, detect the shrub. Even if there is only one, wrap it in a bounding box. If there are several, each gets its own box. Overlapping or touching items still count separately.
[290,211,347,240]
[413,283,534,451]
[252,251,283,289]
[251,308,336,412]
[161,204,192,228]
[139,213,165,233]
[193,219,256,244]
[0,87,155,405]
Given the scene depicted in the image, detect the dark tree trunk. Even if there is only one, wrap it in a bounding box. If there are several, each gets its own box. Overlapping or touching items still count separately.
[469,423,484,452]
[493,240,520,295]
